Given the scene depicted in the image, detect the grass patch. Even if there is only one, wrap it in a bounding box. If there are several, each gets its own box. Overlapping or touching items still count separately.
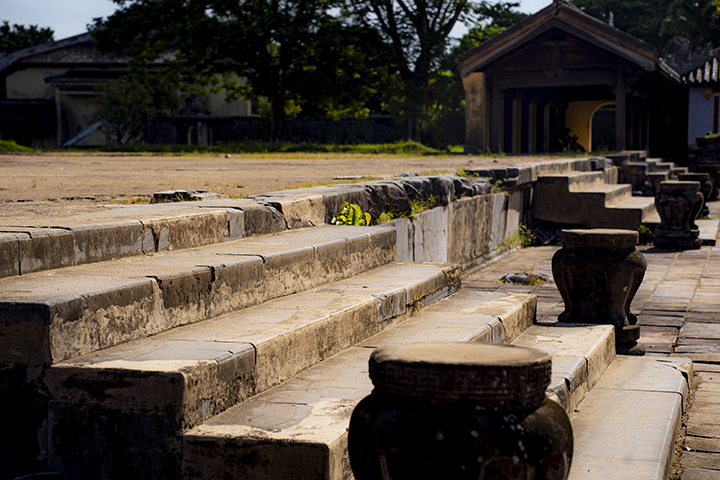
[110,196,151,204]
[0,139,34,153]
[75,140,442,156]
[377,194,438,224]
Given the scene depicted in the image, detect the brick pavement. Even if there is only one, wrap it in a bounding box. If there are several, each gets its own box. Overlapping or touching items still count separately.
[462,208,720,479]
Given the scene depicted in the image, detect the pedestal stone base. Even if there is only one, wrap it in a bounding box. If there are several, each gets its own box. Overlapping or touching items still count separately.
[615,325,646,356]
[552,229,646,356]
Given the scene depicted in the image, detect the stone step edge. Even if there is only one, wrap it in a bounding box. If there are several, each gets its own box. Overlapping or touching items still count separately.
[45,262,462,435]
[0,201,287,279]
[568,356,691,480]
[179,302,618,480]
[1,225,397,366]
[512,324,615,414]
[44,262,463,477]
[180,291,538,480]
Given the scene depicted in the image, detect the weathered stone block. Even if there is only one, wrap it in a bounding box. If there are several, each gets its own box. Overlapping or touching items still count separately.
[0,232,23,278]
[19,228,75,274]
[72,221,145,265]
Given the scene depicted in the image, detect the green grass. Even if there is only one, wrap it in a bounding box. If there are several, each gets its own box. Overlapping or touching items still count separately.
[0,139,35,153]
[76,140,442,156]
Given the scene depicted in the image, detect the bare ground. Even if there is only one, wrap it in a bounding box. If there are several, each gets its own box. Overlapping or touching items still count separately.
[0,151,563,221]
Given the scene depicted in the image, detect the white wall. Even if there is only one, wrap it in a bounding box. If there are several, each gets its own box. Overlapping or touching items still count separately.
[688,87,719,147]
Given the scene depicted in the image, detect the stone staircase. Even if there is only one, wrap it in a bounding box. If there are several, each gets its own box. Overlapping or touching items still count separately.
[0,165,692,480]
[609,155,689,197]
[532,170,657,230]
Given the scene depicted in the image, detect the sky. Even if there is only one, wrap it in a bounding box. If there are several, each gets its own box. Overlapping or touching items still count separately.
[1,0,552,41]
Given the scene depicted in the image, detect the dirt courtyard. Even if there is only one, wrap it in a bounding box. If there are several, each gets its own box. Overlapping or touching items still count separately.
[0,152,560,221]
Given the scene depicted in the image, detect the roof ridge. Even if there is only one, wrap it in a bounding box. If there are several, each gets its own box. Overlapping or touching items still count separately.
[0,32,94,73]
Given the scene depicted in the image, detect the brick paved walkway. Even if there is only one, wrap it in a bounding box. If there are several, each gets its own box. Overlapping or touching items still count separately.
[462,203,720,479]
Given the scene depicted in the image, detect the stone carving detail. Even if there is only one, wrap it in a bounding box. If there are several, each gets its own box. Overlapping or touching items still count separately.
[348,343,573,480]
[654,181,703,250]
[552,229,647,355]
[678,173,712,218]
[695,135,720,201]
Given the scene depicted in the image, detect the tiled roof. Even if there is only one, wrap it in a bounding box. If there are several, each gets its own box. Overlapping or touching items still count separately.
[682,54,720,86]
[0,33,173,73]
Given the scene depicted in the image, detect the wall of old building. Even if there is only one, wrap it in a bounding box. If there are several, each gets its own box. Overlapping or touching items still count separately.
[565,100,609,152]
[688,87,720,147]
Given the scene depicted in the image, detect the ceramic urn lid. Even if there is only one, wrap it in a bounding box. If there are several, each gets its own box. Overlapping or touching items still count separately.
[369,343,551,409]
[561,228,639,249]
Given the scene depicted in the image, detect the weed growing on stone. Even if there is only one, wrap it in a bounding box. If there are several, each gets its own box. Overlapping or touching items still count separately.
[410,291,423,315]
[519,224,536,248]
[331,202,371,226]
[112,196,151,204]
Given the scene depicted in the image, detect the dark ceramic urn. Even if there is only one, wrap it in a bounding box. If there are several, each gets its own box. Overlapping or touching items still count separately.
[348,343,573,480]
[552,229,647,355]
[654,181,703,250]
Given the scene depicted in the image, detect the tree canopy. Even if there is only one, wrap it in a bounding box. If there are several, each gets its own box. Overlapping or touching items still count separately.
[349,0,476,140]
[0,20,54,55]
[569,0,720,55]
[94,0,386,141]
[91,72,179,145]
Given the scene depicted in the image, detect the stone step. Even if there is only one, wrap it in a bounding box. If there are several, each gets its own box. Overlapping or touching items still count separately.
[511,323,615,414]
[533,171,655,229]
[652,161,674,172]
[0,187,374,279]
[0,200,288,278]
[181,296,614,480]
[0,225,396,367]
[603,196,658,230]
[45,261,461,479]
[568,356,691,480]
[671,166,689,178]
[555,171,606,191]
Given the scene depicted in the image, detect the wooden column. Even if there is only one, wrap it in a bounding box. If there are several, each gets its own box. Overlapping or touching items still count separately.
[512,98,522,153]
[528,101,537,153]
[627,94,636,150]
[489,73,502,153]
[55,88,62,148]
[462,72,487,151]
[643,98,651,151]
[615,63,626,152]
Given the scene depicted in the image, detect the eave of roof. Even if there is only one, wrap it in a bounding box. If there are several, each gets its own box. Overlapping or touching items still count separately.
[457,0,667,80]
[0,32,172,75]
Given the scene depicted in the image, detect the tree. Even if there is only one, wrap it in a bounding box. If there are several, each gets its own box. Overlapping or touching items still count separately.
[661,0,720,54]
[569,0,675,52]
[454,1,527,54]
[0,20,54,55]
[91,72,179,145]
[349,0,476,140]
[94,0,384,142]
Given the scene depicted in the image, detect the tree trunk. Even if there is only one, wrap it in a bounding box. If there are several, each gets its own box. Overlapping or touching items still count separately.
[406,115,421,142]
[270,93,286,143]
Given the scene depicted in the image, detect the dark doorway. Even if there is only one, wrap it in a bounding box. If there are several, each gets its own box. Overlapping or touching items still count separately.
[591,104,615,152]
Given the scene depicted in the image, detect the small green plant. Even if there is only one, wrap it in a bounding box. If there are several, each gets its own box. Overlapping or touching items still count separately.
[410,194,437,218]
[410,291,423,315]
[519,224,536,248]
[331,202,371,226]
[378,211,396,223]
[491,178,507,194]
[637,225,649,234]
[500,224,536,249]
